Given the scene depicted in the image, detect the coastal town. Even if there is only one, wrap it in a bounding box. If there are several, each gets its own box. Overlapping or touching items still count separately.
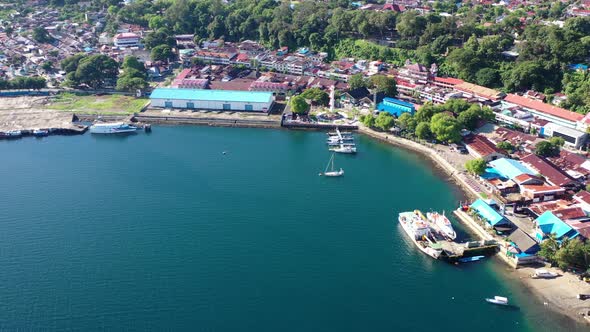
[1,0,590,328]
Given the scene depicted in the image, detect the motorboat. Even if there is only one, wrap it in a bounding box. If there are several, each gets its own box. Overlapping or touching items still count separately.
[531,269,559,279]
[89,122,138,134]
[485,296,509,305]
[458,255,484,263]
[320,153,344,177]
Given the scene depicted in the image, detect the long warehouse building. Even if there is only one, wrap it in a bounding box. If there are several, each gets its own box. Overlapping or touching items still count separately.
[150,88,274,112]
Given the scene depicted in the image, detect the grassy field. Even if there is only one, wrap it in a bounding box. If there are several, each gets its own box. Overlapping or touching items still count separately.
[46,93,149,115]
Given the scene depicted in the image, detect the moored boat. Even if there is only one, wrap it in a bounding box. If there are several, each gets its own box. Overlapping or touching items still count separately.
[458,255,484,263]
[330,144,356,154]
[427,211,457,240]
[485,296,509,306]
[7,130,22,138]
[320,153,344,177]
[89,122,138,134]
[33,129,49,137]
[398,210,442,259]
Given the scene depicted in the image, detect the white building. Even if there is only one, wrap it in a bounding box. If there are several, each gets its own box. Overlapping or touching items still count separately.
[150,88,274,112]
[113,32,140,48]
[542,123,587,149]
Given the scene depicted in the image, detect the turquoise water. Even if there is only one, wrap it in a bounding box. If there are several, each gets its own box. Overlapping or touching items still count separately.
[0,126,584,331]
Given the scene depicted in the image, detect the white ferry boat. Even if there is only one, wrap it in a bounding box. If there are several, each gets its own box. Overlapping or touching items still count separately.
[89,122,138,134]
[427,211,457,240]
[398,210,442,259]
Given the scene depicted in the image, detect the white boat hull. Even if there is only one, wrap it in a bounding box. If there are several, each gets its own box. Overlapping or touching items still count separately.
[398,212,441,259]
[89,122,138,134]
[323,169,344,177]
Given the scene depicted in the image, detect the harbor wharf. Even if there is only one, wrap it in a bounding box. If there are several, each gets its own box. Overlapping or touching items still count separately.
[134,109,282,128]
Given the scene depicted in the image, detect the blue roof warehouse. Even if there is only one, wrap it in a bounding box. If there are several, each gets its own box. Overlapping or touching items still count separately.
[150,88,275,112]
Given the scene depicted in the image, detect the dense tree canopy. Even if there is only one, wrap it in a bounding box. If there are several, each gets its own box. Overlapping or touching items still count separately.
[465,158,487,175]
[290,95,309,114]
[61,54,118,89]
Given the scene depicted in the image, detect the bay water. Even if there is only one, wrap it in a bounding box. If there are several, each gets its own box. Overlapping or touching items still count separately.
[0,126,584,331]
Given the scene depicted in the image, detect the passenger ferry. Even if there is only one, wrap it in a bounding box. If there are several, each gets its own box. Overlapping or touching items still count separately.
[89,122,138,134]
[398,210,442,259]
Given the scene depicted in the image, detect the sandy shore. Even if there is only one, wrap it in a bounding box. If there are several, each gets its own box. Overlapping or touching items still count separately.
[358,125,590,326]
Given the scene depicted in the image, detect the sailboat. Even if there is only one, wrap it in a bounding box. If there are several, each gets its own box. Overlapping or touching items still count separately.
[319,153,344,177]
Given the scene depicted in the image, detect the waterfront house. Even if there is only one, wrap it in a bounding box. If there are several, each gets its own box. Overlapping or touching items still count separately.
[573,191,590,213]
[470,199,511,229]
[534,211,579,241]
[506,227,540,266]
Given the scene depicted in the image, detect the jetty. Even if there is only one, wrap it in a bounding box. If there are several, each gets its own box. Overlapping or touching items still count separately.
[0,109,87,137]
[398,209,498,263]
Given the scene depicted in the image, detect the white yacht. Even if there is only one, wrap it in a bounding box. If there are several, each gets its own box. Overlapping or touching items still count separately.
[531,269,559,279]
[89,122,138,134]
[427,211,457,240]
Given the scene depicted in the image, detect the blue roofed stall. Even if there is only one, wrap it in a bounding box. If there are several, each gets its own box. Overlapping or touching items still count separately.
[534,211,579,241]
[376,98,415,117]
[470,199,511,227]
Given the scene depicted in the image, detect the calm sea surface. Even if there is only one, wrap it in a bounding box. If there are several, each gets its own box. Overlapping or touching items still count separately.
[0,126,585,331]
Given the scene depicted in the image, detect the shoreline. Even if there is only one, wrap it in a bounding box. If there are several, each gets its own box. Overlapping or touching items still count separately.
[357,125,590,327]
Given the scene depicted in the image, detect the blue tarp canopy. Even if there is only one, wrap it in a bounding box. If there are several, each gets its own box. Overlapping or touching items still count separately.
[470,199,509,226]
[488,158,535,180]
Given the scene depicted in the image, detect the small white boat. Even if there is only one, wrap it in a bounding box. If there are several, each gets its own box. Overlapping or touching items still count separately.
[89,122,138,134]
[331,144,356,154]
[320,153,344,177]
[531,269,559,279]
[485,296,509,305]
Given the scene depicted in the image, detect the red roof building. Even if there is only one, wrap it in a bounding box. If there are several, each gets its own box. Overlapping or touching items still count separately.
[504,94,584,126]
[464,135,507,161]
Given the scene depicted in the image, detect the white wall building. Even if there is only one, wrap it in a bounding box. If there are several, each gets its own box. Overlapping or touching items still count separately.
[150,88,274,112]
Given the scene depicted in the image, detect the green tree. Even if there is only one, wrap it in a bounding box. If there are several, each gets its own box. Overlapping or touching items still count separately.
[465,158,487,175]
[430,113,461,143]
[535,140,560,157]
[300,88,329,106]
[475,68,500,88]
[63,54,118,88]
[397,112,417,132]
[151,45,173,62]
[370,75,397,97]
[348,73,368,90]
[415,122,431,139]
[496,141,514,153]
[117,56,148,92]
[360,114,375,128]
[32,27,54,43]
[539,233,560,265]
[549,136,565,147]
[555,238,590,271]
[290,96,310,114]
[374,112,395,131]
